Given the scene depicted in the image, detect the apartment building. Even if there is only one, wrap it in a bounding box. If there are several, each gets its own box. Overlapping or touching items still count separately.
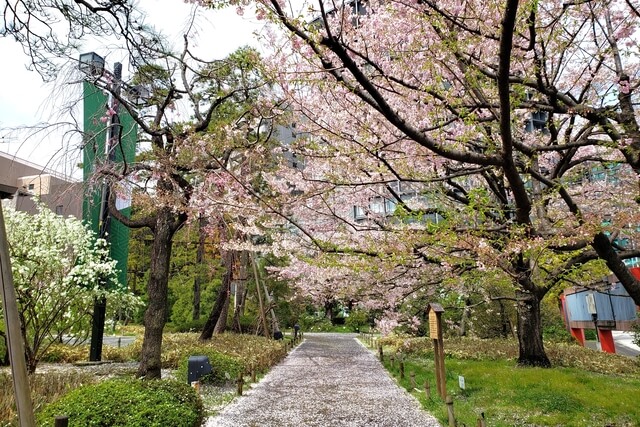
[0,151,81,218]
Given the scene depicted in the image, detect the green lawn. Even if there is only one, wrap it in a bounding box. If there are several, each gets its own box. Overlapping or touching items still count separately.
[378,341,639,427]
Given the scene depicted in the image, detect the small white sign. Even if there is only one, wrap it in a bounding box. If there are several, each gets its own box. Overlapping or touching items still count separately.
[586,293,597,315]
[458,375,466,390]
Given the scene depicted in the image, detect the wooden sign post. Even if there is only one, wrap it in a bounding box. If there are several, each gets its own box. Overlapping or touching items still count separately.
[427,303,446,399]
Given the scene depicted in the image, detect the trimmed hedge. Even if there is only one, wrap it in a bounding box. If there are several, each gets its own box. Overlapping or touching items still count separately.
[36,378,203,427]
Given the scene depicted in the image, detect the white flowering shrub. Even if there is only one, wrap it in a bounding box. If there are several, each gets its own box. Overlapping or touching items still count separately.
[2,203,142,372]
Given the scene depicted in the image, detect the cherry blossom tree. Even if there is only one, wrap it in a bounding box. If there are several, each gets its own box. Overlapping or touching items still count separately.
[2,203,140,373]
[4,0,283,378]
[190,0,640,366]
[97,43,276,378]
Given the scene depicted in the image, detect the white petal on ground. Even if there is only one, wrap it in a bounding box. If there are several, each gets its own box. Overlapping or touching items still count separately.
[206,333,441,427]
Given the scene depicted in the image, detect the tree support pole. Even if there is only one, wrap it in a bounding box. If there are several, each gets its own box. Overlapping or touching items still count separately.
[251,255,270,338]
[0,202,35,426]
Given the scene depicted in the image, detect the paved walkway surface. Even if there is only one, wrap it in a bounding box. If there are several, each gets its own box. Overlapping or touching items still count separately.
[205,333,441,427]
[585,331,640,357]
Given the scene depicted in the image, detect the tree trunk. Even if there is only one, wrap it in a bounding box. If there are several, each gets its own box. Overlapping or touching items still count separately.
[592,231,640,305]
[213,291,229,334]
[136,209,175,379]
[263,281,280,333]
[193,215,206,321]
[458,297,472,337]
[231,251,249,333]
[231,280,246,333]
[499,300,511,338]
[324,300,336,322]
[516,290,551,367]
[200,250,234,340]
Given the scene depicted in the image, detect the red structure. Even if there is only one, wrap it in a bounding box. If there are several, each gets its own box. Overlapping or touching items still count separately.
[561,270,640,354]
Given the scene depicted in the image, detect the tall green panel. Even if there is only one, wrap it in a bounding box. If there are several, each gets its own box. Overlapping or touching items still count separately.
[82,81,137,290]
[82,81,108,235]
[110,103,137,290]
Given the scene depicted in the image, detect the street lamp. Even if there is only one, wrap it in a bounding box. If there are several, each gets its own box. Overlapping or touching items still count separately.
[586,292,600,351]
[79,52,148,361]
[79,52,125,362]
[79,52,105,77]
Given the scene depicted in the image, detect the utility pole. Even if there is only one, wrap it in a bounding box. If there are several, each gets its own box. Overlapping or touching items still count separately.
[0,200,35,426]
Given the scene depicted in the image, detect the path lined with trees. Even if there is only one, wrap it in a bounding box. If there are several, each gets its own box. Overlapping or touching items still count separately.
[206,333,440,427]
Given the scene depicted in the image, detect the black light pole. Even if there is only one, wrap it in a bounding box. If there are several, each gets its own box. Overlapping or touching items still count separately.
[87,59,123,362]
[586,292,600,351]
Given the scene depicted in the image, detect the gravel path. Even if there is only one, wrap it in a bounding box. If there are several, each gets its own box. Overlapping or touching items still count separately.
[205,333,441,427]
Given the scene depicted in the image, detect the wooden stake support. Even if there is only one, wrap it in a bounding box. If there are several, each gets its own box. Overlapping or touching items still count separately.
[446,395,456,427]
[236,372,244,396]
[427,303,446,399]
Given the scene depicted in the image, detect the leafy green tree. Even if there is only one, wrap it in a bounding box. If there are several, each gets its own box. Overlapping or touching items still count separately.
[168,224,220,331]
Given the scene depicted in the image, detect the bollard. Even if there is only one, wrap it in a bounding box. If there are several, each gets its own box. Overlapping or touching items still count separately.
[424,379,431,399]
[446,395,456,427]
[251,363,257,383]
[378,342,384,362]
[399,356,405,379]
[410,371,417,389]
[390,354,395,368]
[236,372,244,396]
[117,337,121,348]
[54,416,69,427]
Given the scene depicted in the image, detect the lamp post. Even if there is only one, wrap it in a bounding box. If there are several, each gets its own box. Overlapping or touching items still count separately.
[586,292,600,351]
[79,52,146,361]
[79,52,121,362]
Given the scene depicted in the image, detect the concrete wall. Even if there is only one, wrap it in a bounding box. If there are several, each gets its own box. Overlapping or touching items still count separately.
[0,151,81,218]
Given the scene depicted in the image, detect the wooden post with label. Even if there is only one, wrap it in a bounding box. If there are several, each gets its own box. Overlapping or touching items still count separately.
[427,303,446,399]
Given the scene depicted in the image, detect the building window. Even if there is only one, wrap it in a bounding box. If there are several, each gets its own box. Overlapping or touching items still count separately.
[385,199,396,214]
[28,183,34,190]
[353,206,365,220]
[55,205,64,215]
[526,110,548,133]
[370,199,384,214]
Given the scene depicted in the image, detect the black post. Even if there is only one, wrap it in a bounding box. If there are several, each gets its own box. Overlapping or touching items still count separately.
[89,62,122,362]
[591,313,600,350]
[54,415,69,427]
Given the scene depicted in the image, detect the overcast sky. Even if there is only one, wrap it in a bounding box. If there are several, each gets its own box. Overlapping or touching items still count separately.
[0,0,265,177]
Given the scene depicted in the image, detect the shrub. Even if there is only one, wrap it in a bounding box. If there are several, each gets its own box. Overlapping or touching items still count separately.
[1,372,97,425]
[176,350,244,385]
[378,335,640,375]
[541,299,574,342]
[632,321,640,347]
[41,342,138,364]
[40,344,89,364]
[167,318,208,333]
[307,318,334,332]
[345,310,370,332]
[36,378,203,427]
